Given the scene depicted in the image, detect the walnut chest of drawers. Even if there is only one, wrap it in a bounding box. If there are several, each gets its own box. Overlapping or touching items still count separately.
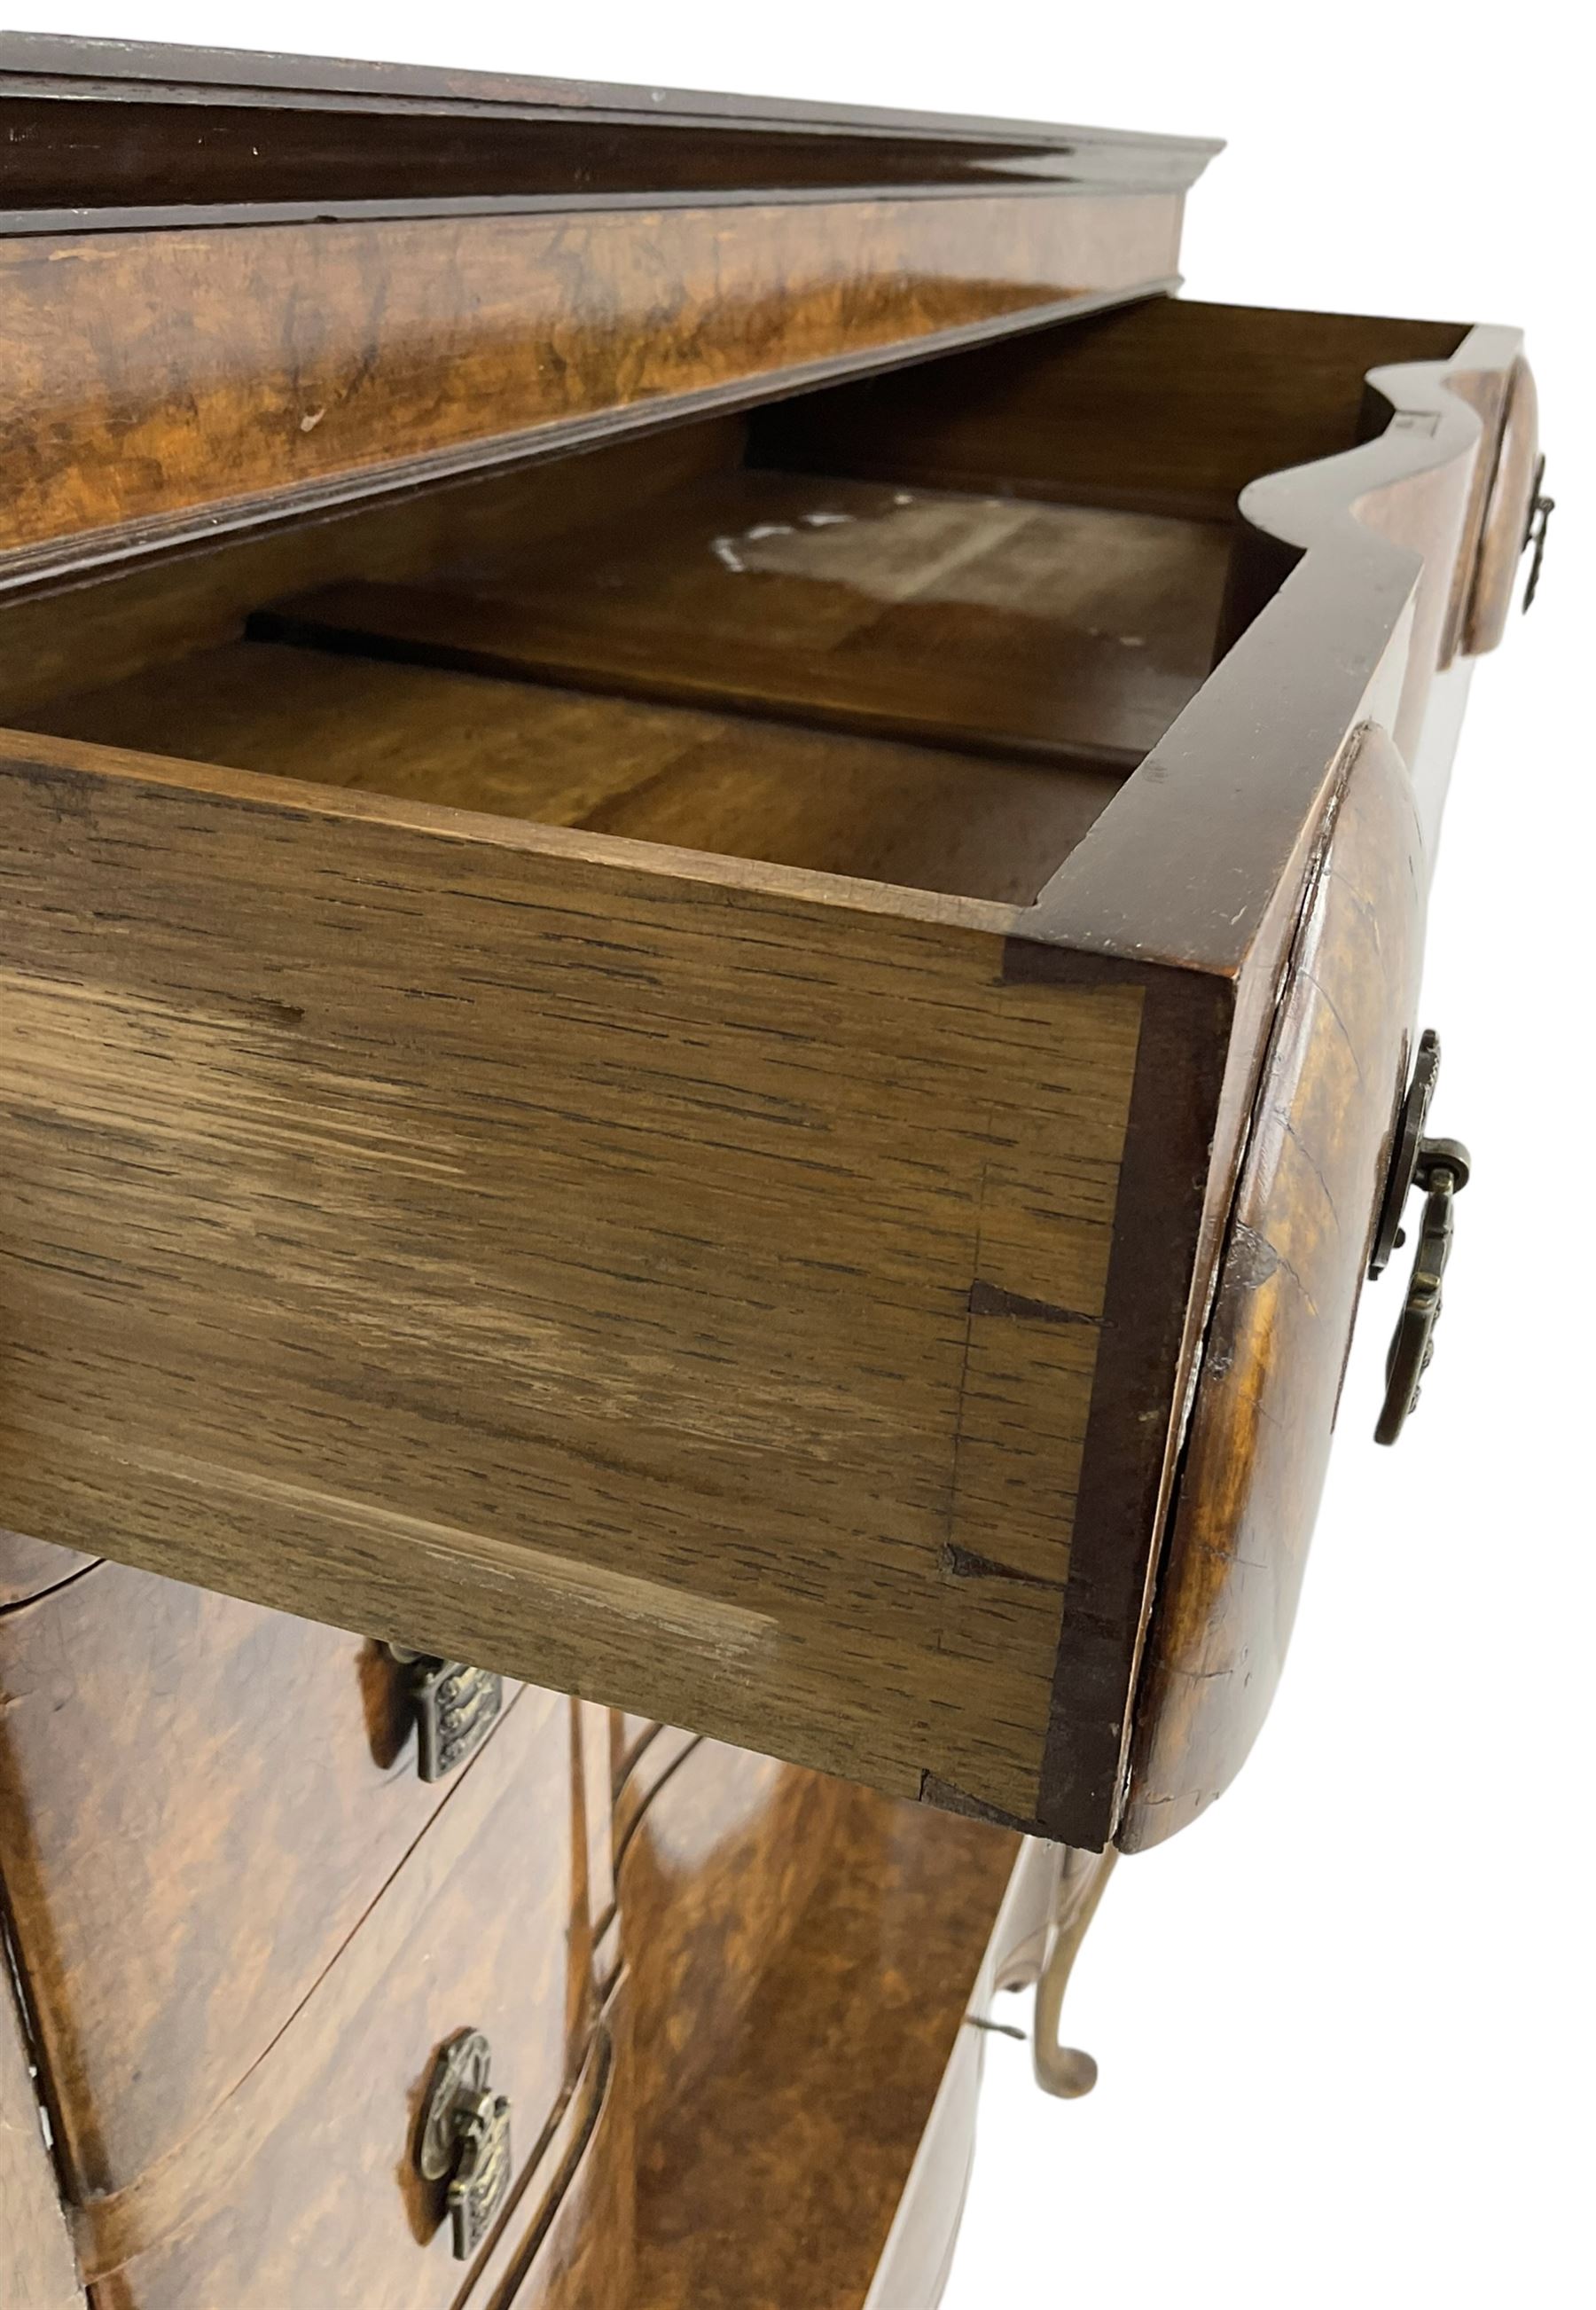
[0,33,1537,2309]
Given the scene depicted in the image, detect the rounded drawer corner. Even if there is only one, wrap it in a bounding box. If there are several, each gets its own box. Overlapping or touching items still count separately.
[1121,724,1432,1851]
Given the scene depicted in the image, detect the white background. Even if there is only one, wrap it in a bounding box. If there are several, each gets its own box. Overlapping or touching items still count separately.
[6,6,1590,2305]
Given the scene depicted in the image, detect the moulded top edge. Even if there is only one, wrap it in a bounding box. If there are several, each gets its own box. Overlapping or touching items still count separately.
[0,30,1224,175]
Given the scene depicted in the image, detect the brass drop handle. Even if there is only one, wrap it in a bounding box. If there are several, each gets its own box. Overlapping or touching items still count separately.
[1368,1030,1472,1445]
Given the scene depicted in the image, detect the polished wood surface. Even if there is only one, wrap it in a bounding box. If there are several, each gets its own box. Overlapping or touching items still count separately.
[0,1559,523,2193]
[76,1687,575,2303]
[0,417,743,724]
[625,1760,1017,2310]
[0,35,1220,592]
[3,1553,1024,2309]
[0,28,1218,261]
[1,1959,81,2310]
[621,1742,852,2129]
[0,93,1197,217]
[1008,316,1521,1835]
[467,1733,1021,2310]
[4,1593,1028,2310]
[0,195,1181,590]
[491,1995,636,2310]
[422,1979,635,2310]
[0,43,1541,2310]
[1120,724,1425,1847]
[868,1841,1062,2307]
[0,1530,94,1608]
[0,32,1220,172]
[0,47,1530,1883]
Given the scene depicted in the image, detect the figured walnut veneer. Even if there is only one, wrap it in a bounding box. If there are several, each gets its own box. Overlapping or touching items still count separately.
[0,193,1182,585]
[0,1557,527,2194]
[0,1526,94,1604]
[1,1958,81,2310]
[1122,725,1425,1846]
[71,1688,575,2299]
[626,1769,1016,2310]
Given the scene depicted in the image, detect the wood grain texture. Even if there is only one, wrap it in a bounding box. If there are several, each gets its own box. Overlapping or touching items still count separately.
[0,1558,521,2195]
[1013,957,1232,1846]
[1007,309,1519,1836]
[476,1736,1019,2310]
[23,636,1117,907]
[620,1742,853,2132]
[627,1762,1017,2310]
[435,1981,635,2310]
[865,1839,1060,2308]
[0,416,745,723]
[0,1959,80,2310]
[0,192,1183,583]
[0,290,1523,1851]
[1119,725,1425,1848]
[0,729,1144,1831]
[752,297,1467,521]
[488,1998,636,2310]
[0,1530,94,1607]
[575,711,1115,903]
[0,90,1199,220]
[262,470,1226,771]
[75,1685,575,2302]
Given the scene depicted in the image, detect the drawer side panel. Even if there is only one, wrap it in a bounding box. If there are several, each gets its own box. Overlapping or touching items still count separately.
[0,740,1145,1828]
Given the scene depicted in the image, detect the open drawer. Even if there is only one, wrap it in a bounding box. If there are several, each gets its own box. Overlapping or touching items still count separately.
[0,295,1535,1849]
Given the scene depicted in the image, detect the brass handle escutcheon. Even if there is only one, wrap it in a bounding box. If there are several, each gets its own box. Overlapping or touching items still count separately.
[418,2028,512,2261]
[384,1644,504,1782]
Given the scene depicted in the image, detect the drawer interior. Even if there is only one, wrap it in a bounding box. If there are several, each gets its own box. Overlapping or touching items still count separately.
[13,444,1231,911]
[7,297,1467,911]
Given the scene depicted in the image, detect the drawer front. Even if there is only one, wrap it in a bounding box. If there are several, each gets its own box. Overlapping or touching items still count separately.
[0,1556,518,2194]
[1462,356,1541,654]
[0,1527,93,1606]
[472,1754,1018,2310]
[464,1987,638,2310]
[1121,724,1427,1846]
[2,1954,81,2310]
[80,1684,576,2310]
